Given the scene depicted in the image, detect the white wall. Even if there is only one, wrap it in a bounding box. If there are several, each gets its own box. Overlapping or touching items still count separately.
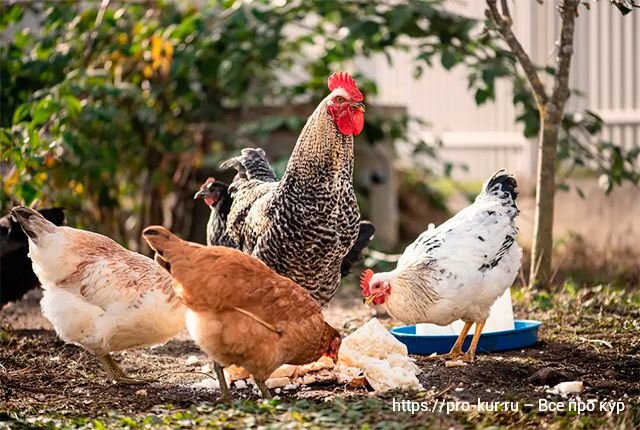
[365,0,640,181]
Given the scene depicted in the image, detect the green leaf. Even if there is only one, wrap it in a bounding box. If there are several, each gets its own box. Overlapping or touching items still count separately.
[440,51,457,70]
[12,104,31,124]
[65,96,82,118]
[390,6,412,30]
[474,88,489,105]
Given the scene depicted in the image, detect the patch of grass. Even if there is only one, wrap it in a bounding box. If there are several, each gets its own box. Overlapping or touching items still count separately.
[2,284,639,429]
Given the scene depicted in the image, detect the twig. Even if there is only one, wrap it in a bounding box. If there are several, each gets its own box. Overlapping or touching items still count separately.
[499,0,512,24]
[432,383,455,399]
[549,0,581,114]
[548,248,568,285]
[84,0,111,66]
[577,336,613,349]
[518,266,527,289]
[531,249,544,285]
[485,0,548,108]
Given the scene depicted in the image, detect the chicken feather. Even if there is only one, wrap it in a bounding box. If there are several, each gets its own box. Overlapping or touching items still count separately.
[10,206,185,383]
[143,225,341,399]
[361,170,522,362]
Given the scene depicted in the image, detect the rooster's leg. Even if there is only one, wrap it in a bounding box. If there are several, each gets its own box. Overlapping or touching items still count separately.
[461,320,486,362]
[425,321,473,360]
[97,354,152,385]
[214,362,231,402]
[255,379,273,400]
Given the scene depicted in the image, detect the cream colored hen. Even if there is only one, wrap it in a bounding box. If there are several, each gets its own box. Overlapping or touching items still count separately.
[10,206,185,384]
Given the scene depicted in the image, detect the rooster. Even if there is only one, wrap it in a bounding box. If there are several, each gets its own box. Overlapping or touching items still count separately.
[142,225,341,400]
[10,206,185,383]
[219,72,373,305]
[360,170,522,362]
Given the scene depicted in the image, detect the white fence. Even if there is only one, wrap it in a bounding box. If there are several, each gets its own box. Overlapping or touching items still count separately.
[365,0,640,180]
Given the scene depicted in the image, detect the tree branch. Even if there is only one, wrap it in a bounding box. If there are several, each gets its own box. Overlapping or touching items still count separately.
[499,0,512,25]
[549,0,580,113]
[83,0,111,67]
[485,0,548,107]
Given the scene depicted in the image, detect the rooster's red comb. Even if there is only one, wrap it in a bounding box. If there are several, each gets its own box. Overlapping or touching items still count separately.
[360,268,374,294]
[328,71,363,102]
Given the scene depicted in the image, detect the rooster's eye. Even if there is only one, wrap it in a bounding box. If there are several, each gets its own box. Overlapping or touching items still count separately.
[335,96,344,103]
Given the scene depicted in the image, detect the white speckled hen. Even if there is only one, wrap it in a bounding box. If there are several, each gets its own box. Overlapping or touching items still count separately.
[219,72,373,305]
[361,170,522,362]
[10,206,185,383]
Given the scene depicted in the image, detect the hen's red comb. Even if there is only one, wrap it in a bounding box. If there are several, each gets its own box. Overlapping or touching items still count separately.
[205,176,216,185]
[328,71,363,102]
[360,268,373,294]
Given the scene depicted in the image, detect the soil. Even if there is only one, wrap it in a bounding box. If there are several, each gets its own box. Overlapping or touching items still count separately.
[1,284,639,429]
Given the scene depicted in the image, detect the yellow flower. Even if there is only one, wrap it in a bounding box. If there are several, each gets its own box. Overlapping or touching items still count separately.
[150,34,173,76]
[74,182,84,194]
[143,64,153,78]
[35,172,48,183]
[117,32,128,45]
[3,168,19,194]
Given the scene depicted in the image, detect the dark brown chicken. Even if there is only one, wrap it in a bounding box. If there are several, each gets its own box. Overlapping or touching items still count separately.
[142,225,341,400]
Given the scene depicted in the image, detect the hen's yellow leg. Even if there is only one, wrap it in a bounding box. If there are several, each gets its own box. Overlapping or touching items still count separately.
[461,320,486,362]
[425,321,473,360]
[214,362,231,402]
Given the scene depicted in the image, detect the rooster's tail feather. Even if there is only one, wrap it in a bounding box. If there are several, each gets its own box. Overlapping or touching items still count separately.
[221,148,277,182]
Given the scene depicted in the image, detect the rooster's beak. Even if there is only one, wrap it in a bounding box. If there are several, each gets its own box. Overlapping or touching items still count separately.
[352,102,365,113]
[363,295,375,306]
[194,189,204,200]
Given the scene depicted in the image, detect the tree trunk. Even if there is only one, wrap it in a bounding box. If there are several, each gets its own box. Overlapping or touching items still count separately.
[528,0,579,288]
[529,109,560,288]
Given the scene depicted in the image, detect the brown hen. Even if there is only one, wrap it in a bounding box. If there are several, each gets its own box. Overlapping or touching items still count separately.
[142,225,341,400]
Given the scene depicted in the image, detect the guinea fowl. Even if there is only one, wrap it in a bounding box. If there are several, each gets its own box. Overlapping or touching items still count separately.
[218,72,374,305]
[1,207,65,306]
[10,206,185,383]
[361,170,522,362]
[142,225,341,400]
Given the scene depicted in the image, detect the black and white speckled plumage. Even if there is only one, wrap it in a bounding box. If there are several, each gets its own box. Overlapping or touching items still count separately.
[222,95,361,305]
[370,169,523,325]
[221,148,277,183]
[205,185,236,248]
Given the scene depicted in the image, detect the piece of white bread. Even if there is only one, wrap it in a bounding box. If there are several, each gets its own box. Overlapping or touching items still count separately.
[337,318,422,392]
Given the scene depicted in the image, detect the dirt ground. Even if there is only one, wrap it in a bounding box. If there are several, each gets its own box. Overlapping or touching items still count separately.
[1,280,638,429]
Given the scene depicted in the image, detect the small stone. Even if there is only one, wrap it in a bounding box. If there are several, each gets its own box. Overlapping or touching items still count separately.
[283,384,299,391]
[265,377,290,389]
[234,380,248,390]
[552,381,584,394]
[185,355,199,366]
[445,360,467,368]
[528,368,568,386]
[135,389,147,396]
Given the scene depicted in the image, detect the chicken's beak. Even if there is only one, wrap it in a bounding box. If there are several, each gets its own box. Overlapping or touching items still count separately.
[194,189,205,200]
[363,295,376,306]
[352,102,365,113]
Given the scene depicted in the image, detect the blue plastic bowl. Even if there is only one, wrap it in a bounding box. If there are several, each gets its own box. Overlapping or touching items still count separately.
[390,320,542,355]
